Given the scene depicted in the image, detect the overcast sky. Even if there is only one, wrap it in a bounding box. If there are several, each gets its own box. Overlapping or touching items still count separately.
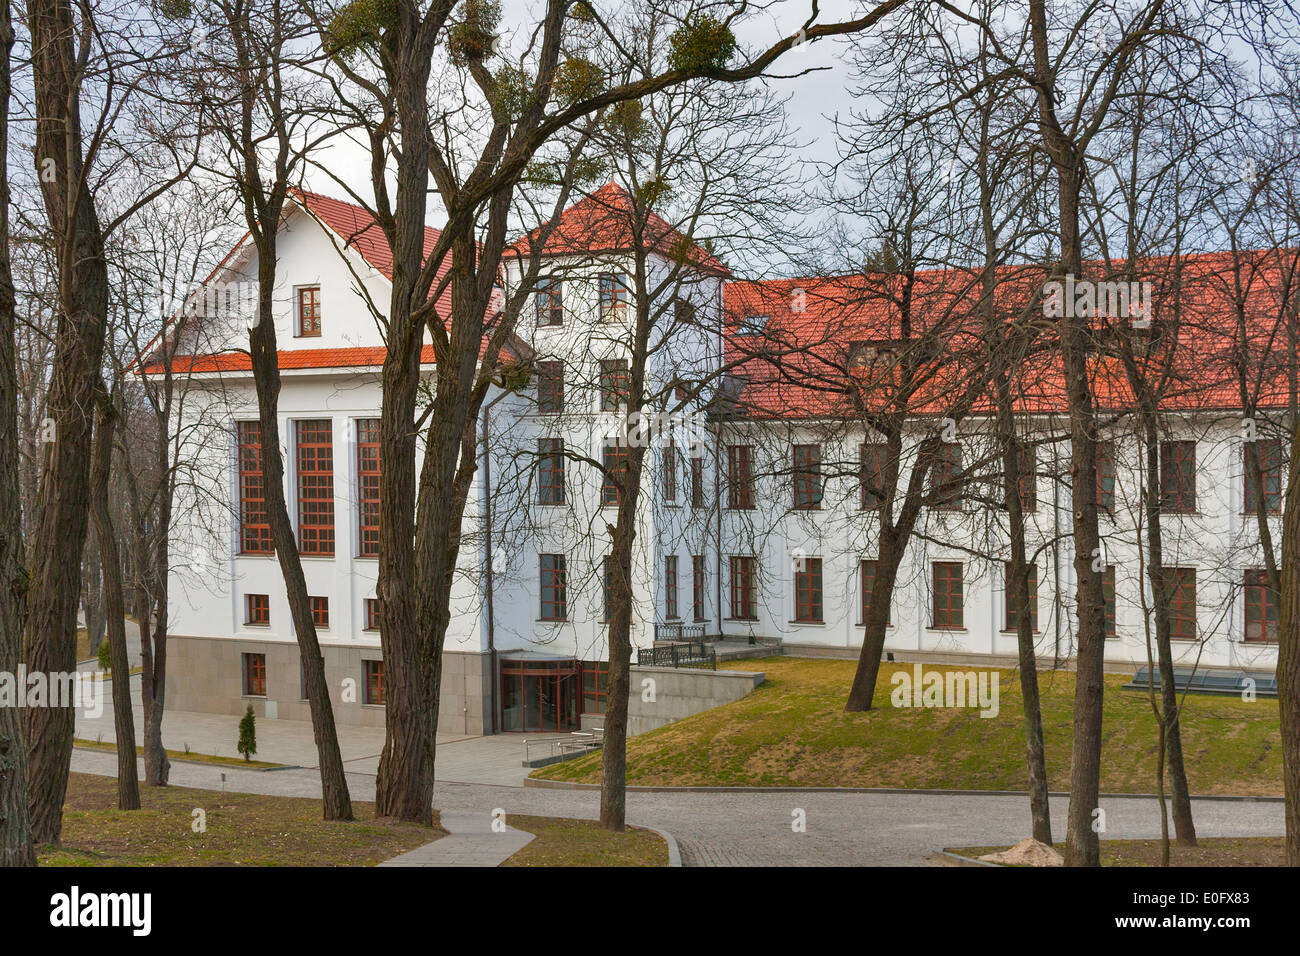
[301,1,864,213]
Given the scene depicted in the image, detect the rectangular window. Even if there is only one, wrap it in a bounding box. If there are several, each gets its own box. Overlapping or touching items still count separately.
[932,562,964,629]
[1167,567,1196,641]
[1016,445,1037,512]
[665,556,679,619]
[1244,569,1279,643]
[309,596,329,629]
[793,444,822,510]
[540,554,567,621]
[237,421,272,554]
[364,597,382,631]
[364,660,385,705]
[601,441,627,507]
[1003,562,1038,632]
[296,419,335,556]
[663,442,677,503]
[242,652,266,697]
[535,277,563,326]
[581,661,609,715]
[1096,440,1116,512]
[357,418,381,557]
[729,556,757,620]
[690,455,705,509]
[538,438,565,505]
[931,443,963,510]
[692,555,707,621]
[1160,441,1196,513]
[1244,439,1283,514]
[598,273,629,322]
[794,557,823,622]
[297,286,321,337]
[860,442,887,510]
[860,559,889,625]
[599,359,630,411]
[537,361,564,413]
[246,593,269,626]
[1103,565,1117,638]
[727,445,754,509]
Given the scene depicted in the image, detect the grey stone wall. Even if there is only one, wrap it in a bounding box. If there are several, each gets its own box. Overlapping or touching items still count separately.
[164,636,492,735]
[625,666,765,736]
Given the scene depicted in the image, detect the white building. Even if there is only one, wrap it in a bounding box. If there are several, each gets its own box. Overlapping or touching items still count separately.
[153,186,1286,737]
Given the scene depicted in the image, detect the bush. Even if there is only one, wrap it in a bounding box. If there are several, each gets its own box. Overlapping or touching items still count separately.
[238,705,257,762]
[97,640,111,672]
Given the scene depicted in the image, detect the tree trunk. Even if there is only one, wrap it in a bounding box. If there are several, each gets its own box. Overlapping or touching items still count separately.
[0,0,35,865]
[1003,437,1053,845]
[88,386,140,810]
[139,501,170,786]
[246,243,353,822]
[374,27,439,822]
[1140,415,1196,845]
[600,443,649,831]
[1278,416,1300,865]
[1028,0,1106,866]
[845,533,902,712]
[24,0,112,846]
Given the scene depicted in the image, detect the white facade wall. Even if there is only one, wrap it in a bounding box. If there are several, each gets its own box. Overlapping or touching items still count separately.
[164,202,1280,732]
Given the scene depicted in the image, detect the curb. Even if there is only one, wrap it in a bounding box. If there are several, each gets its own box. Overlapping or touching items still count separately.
[523,777,1284,803]
[72,744,295,773]
[933,850,1002,867]
[637,824,682,867]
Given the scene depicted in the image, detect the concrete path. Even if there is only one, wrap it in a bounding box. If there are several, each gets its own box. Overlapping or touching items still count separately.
[73,676,552,786]
[379,811,533,867]
[75,616,144,671]
[68,748,1285,866]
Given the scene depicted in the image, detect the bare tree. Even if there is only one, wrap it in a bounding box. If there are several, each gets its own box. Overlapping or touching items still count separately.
[0,0,35,866]
[311,0,909,824]
[88,380,139,809]
[177,0,355,819]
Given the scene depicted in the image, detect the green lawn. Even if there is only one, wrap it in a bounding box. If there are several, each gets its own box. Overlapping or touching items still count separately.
[532,657,1282,795]
[503,815,668,866]
[41,773,442,866]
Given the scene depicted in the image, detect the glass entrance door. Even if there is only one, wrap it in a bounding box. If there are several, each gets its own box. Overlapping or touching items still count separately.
[499,659,580,732]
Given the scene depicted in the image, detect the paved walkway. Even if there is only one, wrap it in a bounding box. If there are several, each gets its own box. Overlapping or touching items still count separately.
[380,811,534,866]
[74,675,552,786]
[67,748,1285,866]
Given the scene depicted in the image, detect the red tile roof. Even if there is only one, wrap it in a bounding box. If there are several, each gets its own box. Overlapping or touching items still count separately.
[722,251,1298,419]
[142,345,439,375]
[141,191,523,375]
[291,188,448,285]
[509,181,730,275]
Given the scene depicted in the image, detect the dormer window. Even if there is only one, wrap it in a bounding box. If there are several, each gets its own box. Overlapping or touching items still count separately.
[738,313,769,335]
[536,277,563,327]
[298,286,321,337]
[598,273,629,322]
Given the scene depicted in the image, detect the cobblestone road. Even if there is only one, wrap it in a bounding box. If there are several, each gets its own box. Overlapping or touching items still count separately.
[69,749,1285,866]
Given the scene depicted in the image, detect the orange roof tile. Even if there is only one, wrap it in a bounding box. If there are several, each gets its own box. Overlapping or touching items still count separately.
[721,251,1298,420]
[509,182,730,275]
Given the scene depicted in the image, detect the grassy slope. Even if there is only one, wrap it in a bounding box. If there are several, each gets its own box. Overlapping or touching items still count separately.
[503,815,667,867]
[41,772,442,866]
[532,657,1282,795]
